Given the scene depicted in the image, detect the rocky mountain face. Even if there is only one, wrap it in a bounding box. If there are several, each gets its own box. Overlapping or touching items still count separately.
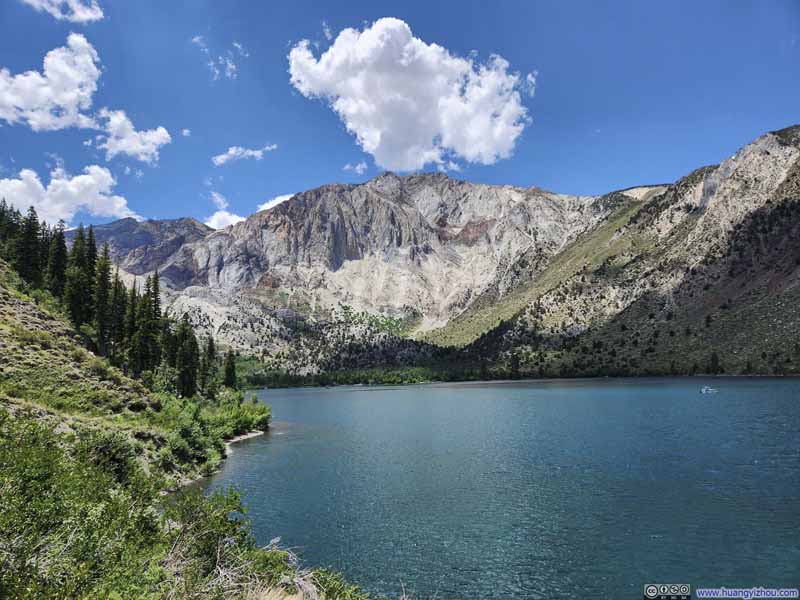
[144,173,615,330]
[458,125,800,376]
[68,217,212,275]
[93,125,800,376]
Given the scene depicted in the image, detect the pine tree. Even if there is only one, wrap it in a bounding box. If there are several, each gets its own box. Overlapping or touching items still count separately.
[198,353,209,396]
[64,224,93,326]
[64,265,90,326]
[223,349,237,389]
[86,225,97,281]
[509,350,521,379]
[709,351,721,374]
[46,221,68,299]
[93,244,113,355]
[199,335,218,395]
[14,207,41,286]
[70,225,88,272]
[39,220,52,277]
[0,199,21,263]
[131,281,154,375]
[125,282,138,343]
[147,274,162,366]
[124,282,140,373]
[150,270,161,322]
[206,335,216,363]
[175,317,199,397]
[109,267,127,361]
[161,320,178,368]
[86,225,97,318]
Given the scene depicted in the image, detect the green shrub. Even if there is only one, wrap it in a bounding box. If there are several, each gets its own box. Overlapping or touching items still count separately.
[28,288,62,315]
[313,569,370,600]
[0,410,161,598]
[74,430,138,486]
[69,347,87,363]
[8,324,54,349]
[86,356,110,379]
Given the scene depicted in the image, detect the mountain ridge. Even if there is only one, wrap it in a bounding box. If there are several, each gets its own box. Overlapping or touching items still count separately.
[85,124,800,376]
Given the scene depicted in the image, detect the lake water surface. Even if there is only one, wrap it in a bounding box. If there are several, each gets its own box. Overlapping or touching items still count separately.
[200,378,800,598]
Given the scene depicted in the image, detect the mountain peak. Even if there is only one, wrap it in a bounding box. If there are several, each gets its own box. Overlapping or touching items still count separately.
[771,124,800,148]
[365,170,404,193]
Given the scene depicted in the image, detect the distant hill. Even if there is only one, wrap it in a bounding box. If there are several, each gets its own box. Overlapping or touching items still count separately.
[66,217,212,275]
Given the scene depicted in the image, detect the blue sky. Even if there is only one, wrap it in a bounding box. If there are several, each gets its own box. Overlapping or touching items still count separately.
[0,0,798,227]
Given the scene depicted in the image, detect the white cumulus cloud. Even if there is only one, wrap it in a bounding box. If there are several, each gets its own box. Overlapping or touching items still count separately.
[0,34,172,164]
[181,128,191,137]
[343,161,367,175]
[0,164,137,224]
[257,193,294,212]
[205,210,245,229]
[96,108,172,164]
[204,191,245,229]
[20,0,103,23]
[212,144,277,167]
[288,17,533,171]
[0,32,100,131]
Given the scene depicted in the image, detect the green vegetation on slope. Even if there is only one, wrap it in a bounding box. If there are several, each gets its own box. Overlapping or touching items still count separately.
[241,359,486,388]
[0,250,370,597]
[259,303,441,376]
[0,202,222,397]
[0,410,368,600]
[0,257,269,481]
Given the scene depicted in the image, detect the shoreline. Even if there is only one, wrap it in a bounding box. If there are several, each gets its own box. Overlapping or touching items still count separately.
[248,373,800,392]
[224,429,265,454]
[175,428,267,490]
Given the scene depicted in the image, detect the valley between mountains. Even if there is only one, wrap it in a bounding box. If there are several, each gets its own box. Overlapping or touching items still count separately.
[83,124,800,382]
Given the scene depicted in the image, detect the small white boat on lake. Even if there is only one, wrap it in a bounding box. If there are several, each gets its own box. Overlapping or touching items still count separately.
[700,385,718,394]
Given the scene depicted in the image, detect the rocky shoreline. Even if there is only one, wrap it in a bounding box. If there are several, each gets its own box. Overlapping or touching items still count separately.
[224,429,266,454]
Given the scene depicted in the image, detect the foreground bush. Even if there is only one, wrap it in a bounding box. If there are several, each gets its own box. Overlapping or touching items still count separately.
[0,409,369,599]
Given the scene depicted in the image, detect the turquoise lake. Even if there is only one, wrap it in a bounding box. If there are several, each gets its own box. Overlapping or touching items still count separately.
[200,378,800,598]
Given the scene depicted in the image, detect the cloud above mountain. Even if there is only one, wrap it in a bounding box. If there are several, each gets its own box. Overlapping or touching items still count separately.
[204,191,245,229]
[257,193,294,212]
[289,17,532,171]
[343,161,367,175]
[0,33,171,163]
[0,33,99,131]
[96,109,171,164]
[0,164,137,224]
[212,144,277,166]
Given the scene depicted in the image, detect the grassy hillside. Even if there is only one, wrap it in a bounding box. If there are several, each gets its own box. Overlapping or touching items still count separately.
[0,259,270,482]
[0,259,371,599]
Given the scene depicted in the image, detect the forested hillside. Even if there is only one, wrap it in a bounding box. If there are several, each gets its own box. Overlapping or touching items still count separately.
[0,205,367,598]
